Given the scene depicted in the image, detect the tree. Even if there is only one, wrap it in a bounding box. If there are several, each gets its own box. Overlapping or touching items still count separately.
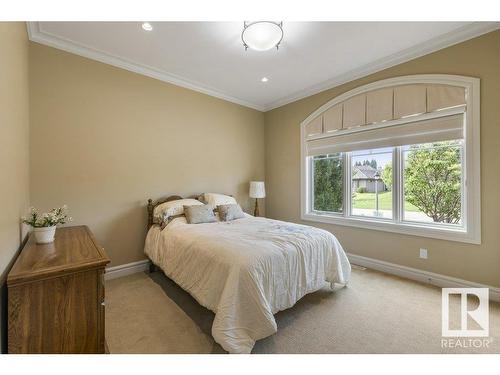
[404,142,461,223]
[360,159,378,169]
[381,164,392,191]
[313,157,343,212]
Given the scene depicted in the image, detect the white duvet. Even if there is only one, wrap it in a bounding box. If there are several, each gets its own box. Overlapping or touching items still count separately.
[144,214,351,353]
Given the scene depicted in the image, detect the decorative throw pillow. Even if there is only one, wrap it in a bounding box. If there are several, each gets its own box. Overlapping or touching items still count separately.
[153,198,203,223]
[218,204,245,222]
[184,205,217,224]
[160,214,184,230]
[203,193,237,208]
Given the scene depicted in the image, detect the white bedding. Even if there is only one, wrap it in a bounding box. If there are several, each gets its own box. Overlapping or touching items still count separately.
[144,214,351,353]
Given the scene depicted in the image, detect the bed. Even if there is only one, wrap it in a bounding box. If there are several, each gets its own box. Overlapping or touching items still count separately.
[144,195,351,353]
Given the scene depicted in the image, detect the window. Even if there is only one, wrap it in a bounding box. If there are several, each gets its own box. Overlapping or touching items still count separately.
[301,75,480,244]
[308,140,463,226]
[312,154,344,213]
[402,140,463,226]
[351,147,393,219]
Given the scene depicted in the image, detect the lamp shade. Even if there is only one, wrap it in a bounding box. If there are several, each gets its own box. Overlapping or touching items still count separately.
[249,181,266,199]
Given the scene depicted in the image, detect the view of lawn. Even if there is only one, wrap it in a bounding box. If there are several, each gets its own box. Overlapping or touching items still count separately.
[352,191,420,212]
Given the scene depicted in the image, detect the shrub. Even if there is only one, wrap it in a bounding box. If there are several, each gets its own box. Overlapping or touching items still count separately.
[405,141,461,224]
[357,187,367,193]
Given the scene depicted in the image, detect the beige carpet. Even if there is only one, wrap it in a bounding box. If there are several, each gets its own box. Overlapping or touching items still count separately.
[105,267,500,354]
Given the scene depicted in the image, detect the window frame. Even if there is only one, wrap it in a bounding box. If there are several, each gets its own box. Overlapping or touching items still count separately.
[400,140,465,228]
[300,75,481,244]
[347,147,395,221]
[310,153,345,215]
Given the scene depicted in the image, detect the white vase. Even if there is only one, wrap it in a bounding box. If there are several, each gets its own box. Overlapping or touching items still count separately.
[33,226,56,244]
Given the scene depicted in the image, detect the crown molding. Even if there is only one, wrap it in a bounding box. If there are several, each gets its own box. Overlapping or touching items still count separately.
[263,22,499,111]
[27,22,499,113]
[26,22,266,112]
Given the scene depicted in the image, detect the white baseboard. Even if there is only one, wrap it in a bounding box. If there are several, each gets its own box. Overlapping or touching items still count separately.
[105,259,150,280]
[348,253,500,302]
[103,254,500,302]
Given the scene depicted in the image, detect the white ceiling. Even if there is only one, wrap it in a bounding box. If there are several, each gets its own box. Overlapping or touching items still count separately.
[28,22,498,111]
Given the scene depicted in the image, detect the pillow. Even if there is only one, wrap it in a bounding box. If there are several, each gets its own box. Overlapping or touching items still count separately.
[184,204,217,224]
[153,198,203,223]
[203,193,237,208]
[218,204,245,222]
[160,214,185,230]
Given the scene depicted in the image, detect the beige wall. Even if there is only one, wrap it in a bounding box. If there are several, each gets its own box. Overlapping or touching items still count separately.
[264,30,500,287]
[29,43,265,267]
[0,23,30,353]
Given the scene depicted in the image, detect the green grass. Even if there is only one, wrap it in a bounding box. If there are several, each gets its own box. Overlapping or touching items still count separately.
[352,191,421,212]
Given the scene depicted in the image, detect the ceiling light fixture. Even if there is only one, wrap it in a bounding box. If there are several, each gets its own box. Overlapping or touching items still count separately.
[242,21,283,51]
[142,22,153,31]
[261,77,269,83]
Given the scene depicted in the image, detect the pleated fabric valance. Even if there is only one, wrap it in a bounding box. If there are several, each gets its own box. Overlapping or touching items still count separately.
[304,83,465,139]
[306,113,464,156]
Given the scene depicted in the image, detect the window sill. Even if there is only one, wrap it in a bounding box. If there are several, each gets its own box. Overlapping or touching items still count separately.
[302,212,480,244]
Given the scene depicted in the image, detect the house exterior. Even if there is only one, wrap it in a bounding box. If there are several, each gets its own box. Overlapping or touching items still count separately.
[352,165,386,193]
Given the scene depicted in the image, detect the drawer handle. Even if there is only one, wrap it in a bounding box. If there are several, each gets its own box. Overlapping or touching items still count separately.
[101,301,106,306]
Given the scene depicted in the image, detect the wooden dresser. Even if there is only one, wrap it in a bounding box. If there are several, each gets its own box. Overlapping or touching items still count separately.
[7,226,110,353]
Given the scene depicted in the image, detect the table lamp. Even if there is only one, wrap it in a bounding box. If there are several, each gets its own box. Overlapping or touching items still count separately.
[249,181,266,217]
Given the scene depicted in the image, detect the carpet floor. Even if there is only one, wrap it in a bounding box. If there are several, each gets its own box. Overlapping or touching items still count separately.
[105,267,500,354]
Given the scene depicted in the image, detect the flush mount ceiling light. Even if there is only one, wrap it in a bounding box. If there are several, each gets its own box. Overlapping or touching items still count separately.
[142,22,153,31]
[242,21,283,51]
[261,77,269,83]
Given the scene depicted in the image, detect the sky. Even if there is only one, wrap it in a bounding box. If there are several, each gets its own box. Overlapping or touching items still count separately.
[351,147,392,169]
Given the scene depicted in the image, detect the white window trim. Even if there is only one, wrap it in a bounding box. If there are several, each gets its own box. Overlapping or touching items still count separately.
[300,74,481,244]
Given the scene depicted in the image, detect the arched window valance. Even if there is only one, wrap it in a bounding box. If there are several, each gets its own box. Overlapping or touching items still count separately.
[304,82,466,139]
